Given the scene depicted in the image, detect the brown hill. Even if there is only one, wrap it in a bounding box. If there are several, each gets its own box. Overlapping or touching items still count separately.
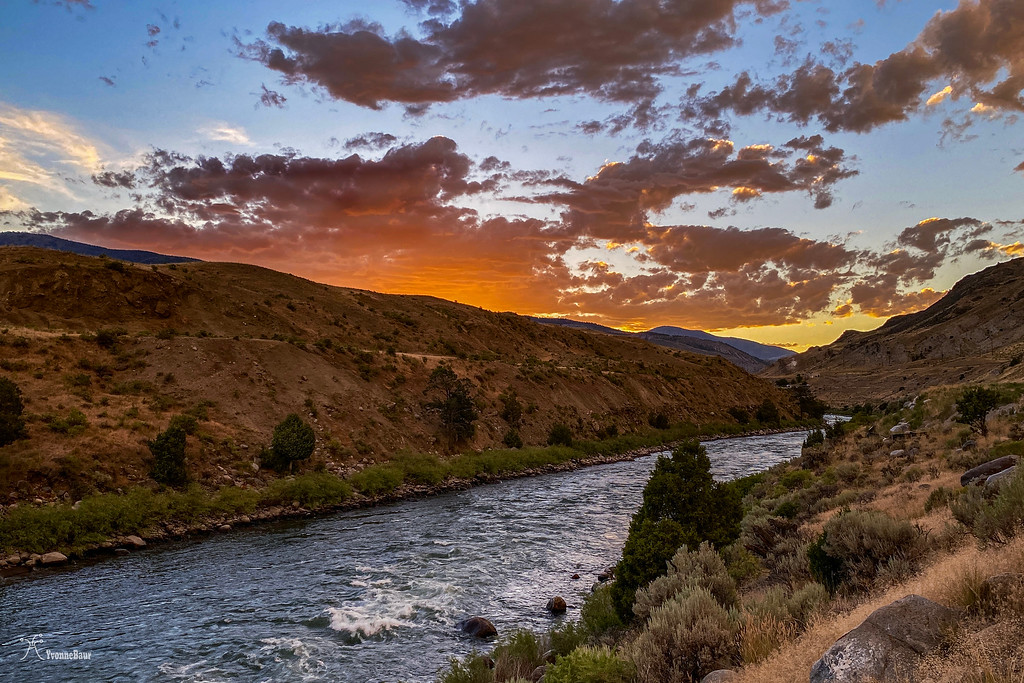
[763,258,1024,404]
[0,247,792,501]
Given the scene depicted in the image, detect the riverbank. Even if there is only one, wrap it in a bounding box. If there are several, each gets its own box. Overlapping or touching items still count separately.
[0,422,815,579]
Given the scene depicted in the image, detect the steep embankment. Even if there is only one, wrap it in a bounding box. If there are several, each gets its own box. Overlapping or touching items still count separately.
[0,247,793,503]
[764,258,1024,404]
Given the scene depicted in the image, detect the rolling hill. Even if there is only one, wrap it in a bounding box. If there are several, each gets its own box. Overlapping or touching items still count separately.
[530,318,794,371]
[0,246,795,502]
[0,231,198,264]
[763,258,1024,404]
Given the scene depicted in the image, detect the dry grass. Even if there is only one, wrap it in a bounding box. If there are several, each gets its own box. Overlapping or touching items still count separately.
[733,537,1024,682]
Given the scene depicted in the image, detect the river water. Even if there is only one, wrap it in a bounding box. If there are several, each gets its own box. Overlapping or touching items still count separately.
[0,429,810,682]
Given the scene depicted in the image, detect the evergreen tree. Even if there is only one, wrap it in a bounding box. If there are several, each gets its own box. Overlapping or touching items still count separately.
[267,413,316,472]
[150,425,188,487]
[0,376,26,447]
[425,365,477,447]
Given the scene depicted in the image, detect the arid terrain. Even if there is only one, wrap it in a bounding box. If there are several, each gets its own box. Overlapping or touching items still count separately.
[763,258,1024,405]
[0,246,793,503]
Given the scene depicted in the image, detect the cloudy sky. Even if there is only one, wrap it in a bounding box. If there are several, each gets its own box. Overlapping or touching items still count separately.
[1,0,1022,349]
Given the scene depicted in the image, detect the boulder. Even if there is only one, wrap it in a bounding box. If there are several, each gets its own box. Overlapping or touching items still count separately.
[702,670,738,682]
[458,616,497,638]
[985,466,1017,491]
[124,535,147,549]
[889,450,906,458]
[890,422,910,436]
[530,665,546,682]
[961,456,1017,486]
[810,595,956,683]
[39,552,68,566]
[546,596,567,614]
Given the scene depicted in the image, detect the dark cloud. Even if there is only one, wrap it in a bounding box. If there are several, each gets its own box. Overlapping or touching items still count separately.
[536,134,856,240]
[690,0,1024,133]
[256,84,287,108]
[343,132,400,150]
[240,0,787,116]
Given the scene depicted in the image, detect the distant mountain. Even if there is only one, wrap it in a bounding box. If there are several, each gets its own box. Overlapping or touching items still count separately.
[526,317,629,336]
[637,331,769,373]
[648,326,796,362]
[0,232,198,264]
[764,258,1024,404]
[529,318,794,372]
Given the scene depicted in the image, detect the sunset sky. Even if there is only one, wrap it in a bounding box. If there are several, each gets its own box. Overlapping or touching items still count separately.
[1,0,1022,350]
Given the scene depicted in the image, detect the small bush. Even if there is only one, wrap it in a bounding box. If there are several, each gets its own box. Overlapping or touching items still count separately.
[808,510,925,594]
[545,646,634,683]
[548,423,573,447]
[44,409,89,436]
[349,465,404,497]
[0,376,27,446]
[150,425,188,487]
[580,584,624,639]
[261,473,351,508]
[438,651,494,683]
[629,588,740,683]
[740,612,793,665]
[633,542,737,622]
[168,413,199,435]
[503,428,524,449]
[952,467,1024,544]
[648,413,670,430]
[263,413,315,473]
[492,630,545,681]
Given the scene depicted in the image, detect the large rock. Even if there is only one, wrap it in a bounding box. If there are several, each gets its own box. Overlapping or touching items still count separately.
[961,456,1017,486]
[457,616,497,638]
[810,595,956,683]
[123,535,147,549]
[39,551,68,566]
[985,466,1017,491]
[889,422,910,435]
[702,670,738,682]
[546,596,567,613]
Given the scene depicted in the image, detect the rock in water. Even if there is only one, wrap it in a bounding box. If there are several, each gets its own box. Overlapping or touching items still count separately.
[546,596,567,613]
[458,616,497,638]
[40,552,68,566]
[961,455,1017,486]
[810,595,956,682]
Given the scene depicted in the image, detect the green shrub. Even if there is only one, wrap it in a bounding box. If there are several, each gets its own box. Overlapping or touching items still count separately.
[44,408,89,435]
[168,413,199,435]
[808,510,925,594]
[628,588,740,683]
[720,542,763,586]
[263,413,315,472]
[492,630,545,681]
[779,469,813,491]
[95,328,124,349]
[955,386,1002,436]
[545,646,634,683]
[425,365,477,446]
[951,467,1024,544]
[648,413,670,430]
[502,429,524,449]
[392,452,446,485]
[150,425,188,487]
[991,440,1024,458]
[612,440,742,620]
[633,542,737,622]
[261,473,351,508]
[579,584,624,639]
[803,430,824,449]
[349,465,404,496]
[548,423,573,447]
[0,376,27,446]
[755,399,781,426]
[438,651,494,683]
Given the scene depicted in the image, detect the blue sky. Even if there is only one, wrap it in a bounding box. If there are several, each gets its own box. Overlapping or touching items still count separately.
[1,0,1022,348]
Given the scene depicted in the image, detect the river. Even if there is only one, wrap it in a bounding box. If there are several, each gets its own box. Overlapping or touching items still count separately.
[0,429,811,682]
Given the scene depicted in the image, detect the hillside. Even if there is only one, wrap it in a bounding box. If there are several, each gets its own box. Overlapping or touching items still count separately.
[764,258,1024,404]
[530,318,792,371]
[0,231,198,264]
[0,246,795,503]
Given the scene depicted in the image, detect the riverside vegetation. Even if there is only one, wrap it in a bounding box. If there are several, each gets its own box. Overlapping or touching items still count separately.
[438,382,1024,682]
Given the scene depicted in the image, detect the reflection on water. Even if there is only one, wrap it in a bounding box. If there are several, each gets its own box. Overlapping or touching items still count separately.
[0,429,810,682]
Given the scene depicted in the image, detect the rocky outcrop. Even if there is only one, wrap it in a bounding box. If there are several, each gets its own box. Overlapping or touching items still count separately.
[961,455,1017,486]
[985,466,1017,491]
[701,670,738,682]
[458,616,497,638]
[810,595,956,682]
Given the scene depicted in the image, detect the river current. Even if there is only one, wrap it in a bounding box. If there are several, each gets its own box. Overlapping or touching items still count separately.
[0,429,810,682]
